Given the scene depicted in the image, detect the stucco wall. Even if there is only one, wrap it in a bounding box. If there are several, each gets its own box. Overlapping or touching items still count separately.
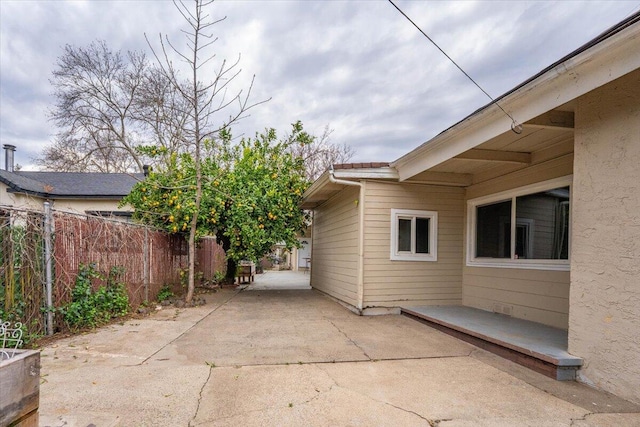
[49,199,130,215]
[569,69,640,404]
[0,184,43,210]
[0,184,131,215]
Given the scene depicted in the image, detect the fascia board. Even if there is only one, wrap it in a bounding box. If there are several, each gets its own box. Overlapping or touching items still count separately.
[301,168,399,208]
[393,23,640,181]
[332,168,399,180]
[302,168,398,200]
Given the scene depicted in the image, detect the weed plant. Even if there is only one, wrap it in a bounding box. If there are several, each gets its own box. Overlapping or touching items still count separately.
[61,264,130,330]
[156,285,175,302]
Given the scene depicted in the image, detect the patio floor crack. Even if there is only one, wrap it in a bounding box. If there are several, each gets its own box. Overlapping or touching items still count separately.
[314,362,436,425]
[570,412,594,426]
[327,319,371,360]
[191,381,336,426]
[196,352,474,370]
[189,364,214,427]
[383,401,434,424]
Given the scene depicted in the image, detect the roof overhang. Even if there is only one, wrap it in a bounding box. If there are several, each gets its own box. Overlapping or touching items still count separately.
[300,167,398,209]
[5,188,129,200]
[392,17,640,182]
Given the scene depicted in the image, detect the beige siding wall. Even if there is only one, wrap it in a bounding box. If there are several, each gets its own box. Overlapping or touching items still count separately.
[463,267,570,328]
[310,186,359,306]
[463,155,574,329]
[569,70,640,404]
[362,181,464,307]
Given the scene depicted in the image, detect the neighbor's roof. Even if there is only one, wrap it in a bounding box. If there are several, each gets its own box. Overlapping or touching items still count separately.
[0,170,144,199]
[333,162,390,170]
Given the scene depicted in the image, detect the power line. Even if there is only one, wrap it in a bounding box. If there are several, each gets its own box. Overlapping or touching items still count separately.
[387,0,522,134]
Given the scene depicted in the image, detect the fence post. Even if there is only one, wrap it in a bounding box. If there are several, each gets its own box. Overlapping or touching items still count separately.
[43,201,54,336]
[144,227,149,302]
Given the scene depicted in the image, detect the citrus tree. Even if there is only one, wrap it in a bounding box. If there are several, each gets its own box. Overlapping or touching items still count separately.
[122,122,312,293]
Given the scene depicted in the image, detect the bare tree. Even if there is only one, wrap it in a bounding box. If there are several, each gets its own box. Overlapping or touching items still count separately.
[133,66,191,162]
[288,125,355,182]
[37,131,139,172]
[39,41,147,172]
[147,0,266,303]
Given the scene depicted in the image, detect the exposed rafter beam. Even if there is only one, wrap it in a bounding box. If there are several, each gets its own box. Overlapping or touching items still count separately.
[524,110,575,130]
[405,171,473,187]
[454,149,531,164]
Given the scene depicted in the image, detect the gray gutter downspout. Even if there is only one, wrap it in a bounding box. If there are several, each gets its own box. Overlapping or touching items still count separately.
[329,168,365,313]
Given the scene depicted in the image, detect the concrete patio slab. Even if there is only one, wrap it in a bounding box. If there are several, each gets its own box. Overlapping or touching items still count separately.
[328,314,474,360]
[37,277,640,426]
[194,364,430,426]
[245,270,311,290]
[41,362,208,426]
[152,290,369,366]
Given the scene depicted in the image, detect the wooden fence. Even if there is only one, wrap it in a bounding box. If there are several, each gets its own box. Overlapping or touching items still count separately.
[0,207,225,336]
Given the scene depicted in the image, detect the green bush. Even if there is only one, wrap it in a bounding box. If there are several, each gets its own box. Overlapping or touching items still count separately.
[156,285,174,302]
[61,264,130,330]
[213,270,226,284]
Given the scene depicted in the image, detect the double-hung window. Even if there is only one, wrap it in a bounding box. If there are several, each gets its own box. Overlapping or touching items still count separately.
[390,209,437,261]
[467,176,571,270]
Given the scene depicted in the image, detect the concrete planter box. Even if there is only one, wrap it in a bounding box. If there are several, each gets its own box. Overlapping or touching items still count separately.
[0,349,40,427]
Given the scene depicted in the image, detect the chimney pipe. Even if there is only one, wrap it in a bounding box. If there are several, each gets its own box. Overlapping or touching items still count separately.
[3,144,16,172]
[143,165,151,177]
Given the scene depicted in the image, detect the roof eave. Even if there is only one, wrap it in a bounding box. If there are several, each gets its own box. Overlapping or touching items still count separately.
[300,167,398,209]
[392,16,640,181]
[6,188,129,200]
[301,171,331,201]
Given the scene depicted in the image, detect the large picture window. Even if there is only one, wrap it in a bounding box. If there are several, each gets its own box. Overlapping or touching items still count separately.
[468,177,571,270]
[391,209,438,261]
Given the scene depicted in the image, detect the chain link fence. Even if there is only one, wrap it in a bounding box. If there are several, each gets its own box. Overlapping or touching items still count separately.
[0,206,225,339]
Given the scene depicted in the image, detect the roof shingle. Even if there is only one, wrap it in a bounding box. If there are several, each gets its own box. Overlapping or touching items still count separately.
[0,170,144,199]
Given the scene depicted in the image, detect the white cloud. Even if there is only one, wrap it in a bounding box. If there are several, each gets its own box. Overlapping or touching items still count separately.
[0,0,637,169]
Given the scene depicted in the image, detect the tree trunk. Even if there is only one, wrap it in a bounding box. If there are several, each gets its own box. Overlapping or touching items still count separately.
[185,1,204,304]
[218,233,236,285]
[185,227,196,303]
[226,257,237,285]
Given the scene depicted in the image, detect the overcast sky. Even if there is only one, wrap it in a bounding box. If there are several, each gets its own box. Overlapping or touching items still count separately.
[1,0,638,170]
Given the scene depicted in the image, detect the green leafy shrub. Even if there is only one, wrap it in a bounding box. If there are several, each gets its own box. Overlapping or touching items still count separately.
[61,264,130,330]
[157,285,174,302]
[213,270,226,284]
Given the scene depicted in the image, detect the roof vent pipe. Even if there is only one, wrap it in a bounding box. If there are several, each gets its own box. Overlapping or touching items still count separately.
[3,144,16,172]
[143,165,151,177]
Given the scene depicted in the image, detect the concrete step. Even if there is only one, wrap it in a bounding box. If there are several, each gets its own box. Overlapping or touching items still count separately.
[401,306,582,381]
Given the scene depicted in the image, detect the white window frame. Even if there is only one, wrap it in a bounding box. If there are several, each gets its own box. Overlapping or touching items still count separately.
[466,176,572,271]
[390,209,438,261]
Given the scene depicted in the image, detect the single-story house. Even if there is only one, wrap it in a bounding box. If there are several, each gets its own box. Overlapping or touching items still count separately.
[0,145,143,217]
[302,13,640,403]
